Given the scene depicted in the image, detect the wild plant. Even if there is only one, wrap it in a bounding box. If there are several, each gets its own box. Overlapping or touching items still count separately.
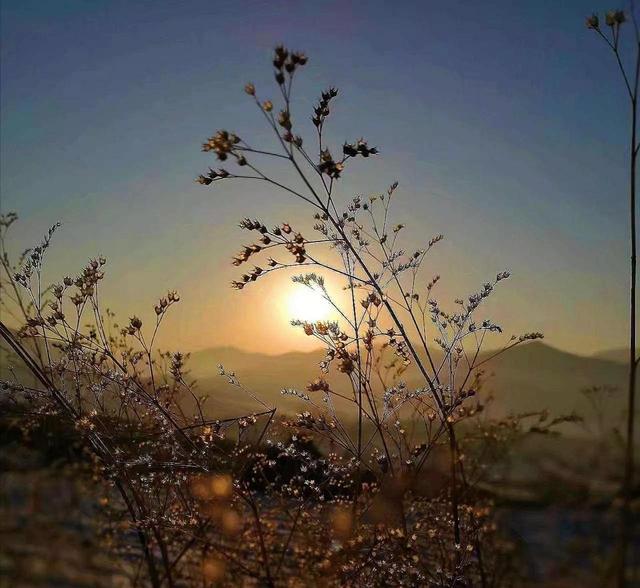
[0,46,573,587]
[586,9,640,586]
[0,212,290,586]
[196,46,552,586]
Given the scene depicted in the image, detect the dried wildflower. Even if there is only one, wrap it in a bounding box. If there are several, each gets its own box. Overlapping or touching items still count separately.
[343,139,378,158]
[0,47,559,588]
[306,378,330,392]
[277,110,292,130]
[337,356,354,374]
[202,130,240,161]
[604,10,625,26]
[586,13,600,29]
[318,149,344,179]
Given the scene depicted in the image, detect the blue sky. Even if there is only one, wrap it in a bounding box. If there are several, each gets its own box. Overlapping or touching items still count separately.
[0,0,636,354]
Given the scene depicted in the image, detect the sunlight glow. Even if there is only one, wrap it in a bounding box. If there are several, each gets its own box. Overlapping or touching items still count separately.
[287,286,332,322]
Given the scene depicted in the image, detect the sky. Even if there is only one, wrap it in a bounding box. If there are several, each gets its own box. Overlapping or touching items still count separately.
[0,0,637,356]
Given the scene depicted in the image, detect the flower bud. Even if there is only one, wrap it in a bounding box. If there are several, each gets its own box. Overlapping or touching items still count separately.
[586,13,599,29]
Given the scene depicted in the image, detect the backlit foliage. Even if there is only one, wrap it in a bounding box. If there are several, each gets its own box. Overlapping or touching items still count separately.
[0,48,577,587]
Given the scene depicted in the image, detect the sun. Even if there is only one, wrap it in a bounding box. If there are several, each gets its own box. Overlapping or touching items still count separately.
[286,285,332,322]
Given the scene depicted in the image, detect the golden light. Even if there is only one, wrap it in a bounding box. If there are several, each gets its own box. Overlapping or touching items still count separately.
[210,474,233,499]
[202,558,226,582]
[287,285,332,322]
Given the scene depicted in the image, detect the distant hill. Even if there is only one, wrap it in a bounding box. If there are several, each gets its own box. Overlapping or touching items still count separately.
[591,348,638,364]
[482,342,629,423]
[187,342,634,430]
[1,340,635,433]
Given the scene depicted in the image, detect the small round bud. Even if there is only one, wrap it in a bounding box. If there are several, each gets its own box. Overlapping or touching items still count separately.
[586,13,599,29]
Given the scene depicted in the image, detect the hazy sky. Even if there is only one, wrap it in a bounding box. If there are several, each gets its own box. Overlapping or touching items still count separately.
[1,0,636,355]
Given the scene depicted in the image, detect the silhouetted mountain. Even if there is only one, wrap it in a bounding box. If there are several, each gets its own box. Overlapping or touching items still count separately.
[1,339,634,432]
[187,342,634,430]
[591,348,637,364]
[481,342,628,423]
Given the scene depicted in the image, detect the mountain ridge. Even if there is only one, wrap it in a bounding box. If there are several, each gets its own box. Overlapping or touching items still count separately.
[1,340,635,431]
[185,341,635,429]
